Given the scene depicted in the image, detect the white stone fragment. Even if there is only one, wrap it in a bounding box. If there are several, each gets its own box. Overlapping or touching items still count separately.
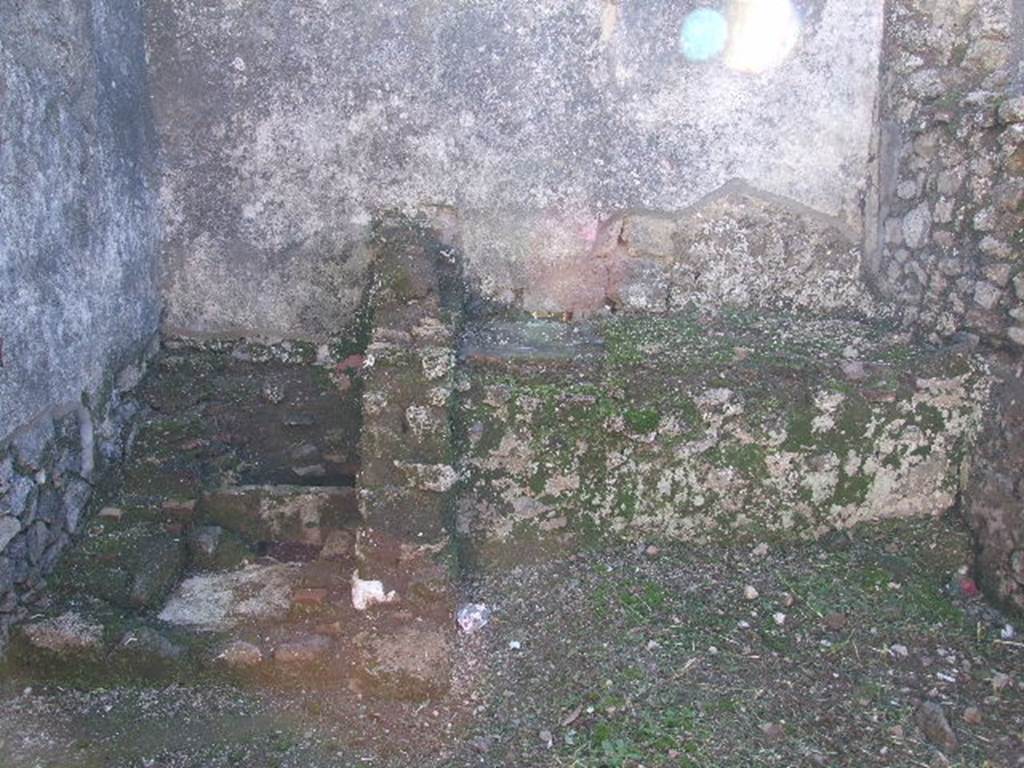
[351,570,397,611]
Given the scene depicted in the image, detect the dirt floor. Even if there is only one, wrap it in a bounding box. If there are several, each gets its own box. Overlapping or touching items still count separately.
[0,516,1021,768]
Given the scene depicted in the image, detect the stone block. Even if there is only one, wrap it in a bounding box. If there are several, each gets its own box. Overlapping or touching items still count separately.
[199,485,357,545]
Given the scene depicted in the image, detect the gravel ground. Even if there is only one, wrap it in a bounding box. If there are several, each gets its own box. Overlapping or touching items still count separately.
[1,516,1022,768]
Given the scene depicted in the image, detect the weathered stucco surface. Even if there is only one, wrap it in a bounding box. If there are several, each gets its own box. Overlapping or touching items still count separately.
[0,0,160,648]
[146,0,885,335]
[0,0,160,439]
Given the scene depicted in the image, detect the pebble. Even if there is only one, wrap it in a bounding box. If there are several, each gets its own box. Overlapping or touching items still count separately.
[751,542,769,558]
[743,585,759,601]
[98,506,125,520]
[539,729,553,749]
[962,706,982,726]
[644,544,660,559]
[890,643,909,658]
[217,640,263,668]
[915,701,959,754]
[772,612,786,626]
[824,612,847,631]
[991,671,1012,692]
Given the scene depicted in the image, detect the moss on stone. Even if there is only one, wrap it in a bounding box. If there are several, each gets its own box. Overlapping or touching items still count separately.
[624,408,660,433]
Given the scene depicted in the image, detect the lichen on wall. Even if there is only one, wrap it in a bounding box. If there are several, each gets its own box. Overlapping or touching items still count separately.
[456,313,991,562]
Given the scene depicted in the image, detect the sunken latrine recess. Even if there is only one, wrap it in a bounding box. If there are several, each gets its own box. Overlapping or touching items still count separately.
[0,0,1023,682]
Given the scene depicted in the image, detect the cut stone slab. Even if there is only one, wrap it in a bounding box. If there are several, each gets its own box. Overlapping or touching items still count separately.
[158,563,300,631]
[56,521,187,610]
[354,625,453,701]
[18,611,104,655]
[461,319,605,368]
[198,486,358,545]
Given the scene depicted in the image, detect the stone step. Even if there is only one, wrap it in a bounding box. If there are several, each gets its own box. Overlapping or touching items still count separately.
[198,485,360,547]
[461,318,605,370]
[4,556,453,699]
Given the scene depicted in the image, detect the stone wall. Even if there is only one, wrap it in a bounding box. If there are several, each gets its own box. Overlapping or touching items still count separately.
[866,0,1023,348]
[866,0,1024,615]
[965,358,1024,614]
[0,1,160,648]
[146,0,886,335]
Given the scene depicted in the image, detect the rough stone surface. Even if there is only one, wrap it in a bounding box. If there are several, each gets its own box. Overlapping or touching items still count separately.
[1,0,159,652]
[60,521,186,611]
[915,701,959,754]
[186,525,252,572]
[158,564,299,631]
[601,185,881,317]
[867,0,1022,349]
[145,0,885,333]
[273,635,331,665]
[216,640,264,669]
[965,361,1024,615]
[458,314,990,558]
[357,221,461,566]
[199,486,357,546]
[18,611,104,655]
[1,0,160,437]
[354,626,452,701]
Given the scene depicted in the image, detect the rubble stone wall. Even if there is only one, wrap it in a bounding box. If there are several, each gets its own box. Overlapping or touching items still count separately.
[866,0,1023,348]
[866,0,1024,614]
[456,315,991,565]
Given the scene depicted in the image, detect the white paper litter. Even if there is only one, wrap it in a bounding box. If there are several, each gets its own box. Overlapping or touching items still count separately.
[457,602,491,634]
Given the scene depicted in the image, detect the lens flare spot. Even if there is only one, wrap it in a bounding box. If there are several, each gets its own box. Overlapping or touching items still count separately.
[679,8,729,62]
[725,0,800,74]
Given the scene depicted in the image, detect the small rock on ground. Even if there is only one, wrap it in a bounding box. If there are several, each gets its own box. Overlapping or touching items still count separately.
[915,701,958,754]
[274,635,331,664]
[217,640,264,668]
[20,611,103,654]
